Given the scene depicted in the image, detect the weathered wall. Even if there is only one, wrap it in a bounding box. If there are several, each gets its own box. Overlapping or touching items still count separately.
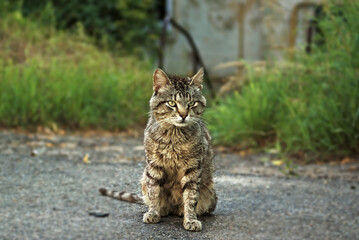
[163,0,319,77]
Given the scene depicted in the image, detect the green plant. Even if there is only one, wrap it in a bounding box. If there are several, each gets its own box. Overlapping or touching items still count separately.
[206,0,359,159]
[206,68,282,146]
[0,11,153,130]
[6,0,160,56]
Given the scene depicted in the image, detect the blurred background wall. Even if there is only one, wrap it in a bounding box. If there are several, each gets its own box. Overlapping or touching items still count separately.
[162,0,321,77]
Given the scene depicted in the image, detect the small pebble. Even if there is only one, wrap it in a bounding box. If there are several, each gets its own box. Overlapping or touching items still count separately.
[89,212,109,218]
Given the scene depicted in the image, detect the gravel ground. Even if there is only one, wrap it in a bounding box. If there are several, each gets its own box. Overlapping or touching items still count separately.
[0,131,358,240]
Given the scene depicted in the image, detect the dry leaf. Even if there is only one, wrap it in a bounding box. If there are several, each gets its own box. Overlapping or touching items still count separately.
[341,157,353,164]
[271,160,283,166]
[57,129,66,135]
[239,150,247,157]
[239,149,252,157]
[83,154,90,164]
[348,166,359,171]
[216,146,228,153]
[46,142,54,148]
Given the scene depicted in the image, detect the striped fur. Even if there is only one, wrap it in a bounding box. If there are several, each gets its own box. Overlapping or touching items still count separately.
[141,68,217,232]
[99,68,216,232]
[99,188,143,204]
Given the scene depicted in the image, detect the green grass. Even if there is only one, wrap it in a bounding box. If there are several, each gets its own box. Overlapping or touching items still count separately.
[0,12,153,130]
[205,1,359,158]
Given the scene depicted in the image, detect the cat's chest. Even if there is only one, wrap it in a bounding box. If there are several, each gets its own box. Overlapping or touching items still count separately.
[155,143,195,185]
[145,126,203,168]
[156,142,195,167]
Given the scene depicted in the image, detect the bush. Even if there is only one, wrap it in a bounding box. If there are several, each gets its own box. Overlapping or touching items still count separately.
[4,0,160,56]
[0,12,153,130]
[205,0,359,157]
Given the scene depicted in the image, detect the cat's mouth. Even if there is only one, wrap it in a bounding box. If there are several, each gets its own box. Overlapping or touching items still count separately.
[173,121,188,127]
[171,116,191,127]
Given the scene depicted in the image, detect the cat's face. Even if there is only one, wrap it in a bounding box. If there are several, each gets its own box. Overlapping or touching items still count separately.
[149,68,207,128]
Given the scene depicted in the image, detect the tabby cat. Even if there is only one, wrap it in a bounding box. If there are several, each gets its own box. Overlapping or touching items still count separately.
[100,68,217,232]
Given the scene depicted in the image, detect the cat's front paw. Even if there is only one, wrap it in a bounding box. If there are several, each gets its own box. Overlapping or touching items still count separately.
[143,211,161,224]
[183,219,202,232]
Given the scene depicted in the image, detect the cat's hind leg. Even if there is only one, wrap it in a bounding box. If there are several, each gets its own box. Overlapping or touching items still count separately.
[196,181,217,216]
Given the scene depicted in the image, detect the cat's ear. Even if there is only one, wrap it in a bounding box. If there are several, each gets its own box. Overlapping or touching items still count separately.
[153,68,171,94]
[190,68,204,90]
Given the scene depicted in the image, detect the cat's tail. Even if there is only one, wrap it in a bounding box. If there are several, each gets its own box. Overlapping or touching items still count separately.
[99,188,144,204]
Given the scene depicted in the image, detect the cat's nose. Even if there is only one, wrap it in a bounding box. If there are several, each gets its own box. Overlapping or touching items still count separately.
[179,113,187,121]
[178,106,188,121]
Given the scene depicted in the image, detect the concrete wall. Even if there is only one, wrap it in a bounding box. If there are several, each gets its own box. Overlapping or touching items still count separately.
[163,0,319,77]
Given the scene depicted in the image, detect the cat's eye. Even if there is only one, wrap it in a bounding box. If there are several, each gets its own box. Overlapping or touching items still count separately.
[167,101,176,107]
[188,101,196,107]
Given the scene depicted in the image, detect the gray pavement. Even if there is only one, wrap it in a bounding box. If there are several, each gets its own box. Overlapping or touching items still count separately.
[0,131,358,240]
